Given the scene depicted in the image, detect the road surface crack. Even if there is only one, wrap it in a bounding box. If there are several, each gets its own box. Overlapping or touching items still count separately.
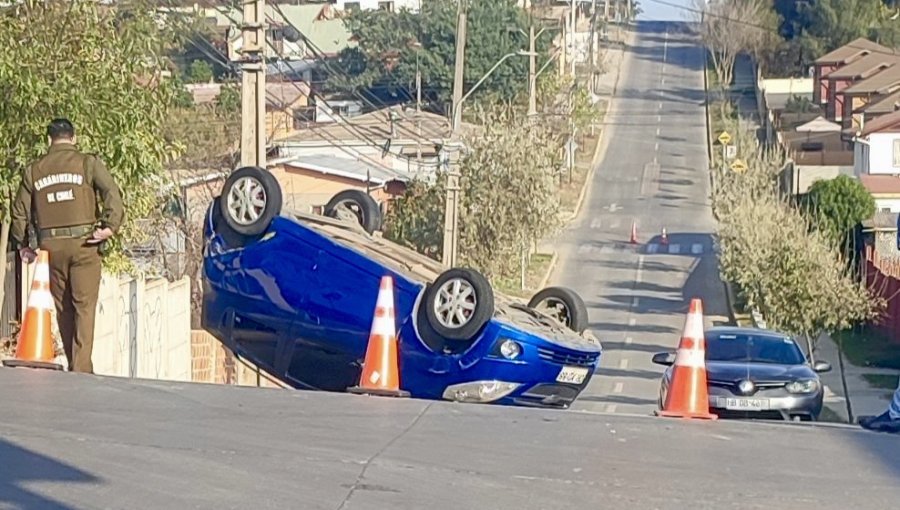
[336,402,432,510]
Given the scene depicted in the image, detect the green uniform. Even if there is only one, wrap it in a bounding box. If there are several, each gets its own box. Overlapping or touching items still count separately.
[10,142,124,373]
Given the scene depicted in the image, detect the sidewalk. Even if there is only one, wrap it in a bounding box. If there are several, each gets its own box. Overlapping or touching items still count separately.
[816,332,899,423]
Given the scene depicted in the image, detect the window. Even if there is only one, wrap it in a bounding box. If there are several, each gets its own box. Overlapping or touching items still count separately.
[894,138,900,168]
[344,1,360,11]
[378,1,394,11]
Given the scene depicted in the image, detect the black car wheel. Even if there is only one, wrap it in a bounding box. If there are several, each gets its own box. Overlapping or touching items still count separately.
[422,268,494,342]
[527,286,589,333]
[219,166,283,237]
[323,189,383,234]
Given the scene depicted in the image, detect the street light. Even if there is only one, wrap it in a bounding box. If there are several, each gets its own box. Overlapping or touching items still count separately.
[451,49,536,133]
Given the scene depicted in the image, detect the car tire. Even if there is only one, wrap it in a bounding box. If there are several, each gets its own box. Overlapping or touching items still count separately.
[323,189,383,234]
[527,286,589,334]
[219,166,283,237]
[422,268,494,342]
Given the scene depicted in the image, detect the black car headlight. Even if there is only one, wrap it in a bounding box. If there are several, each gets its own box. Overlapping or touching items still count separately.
[786,379,819,394]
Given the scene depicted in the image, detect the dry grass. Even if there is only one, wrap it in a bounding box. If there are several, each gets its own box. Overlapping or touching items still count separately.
[494,253,555,299]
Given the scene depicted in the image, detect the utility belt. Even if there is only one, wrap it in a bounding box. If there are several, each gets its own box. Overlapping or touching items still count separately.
[38,223,95,241]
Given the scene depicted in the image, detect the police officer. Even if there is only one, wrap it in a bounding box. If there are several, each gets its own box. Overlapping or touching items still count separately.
[10,118,124,374]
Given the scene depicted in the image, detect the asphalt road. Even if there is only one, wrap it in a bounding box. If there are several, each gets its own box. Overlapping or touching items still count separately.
[552,22,729,415]
[1,367,898,510]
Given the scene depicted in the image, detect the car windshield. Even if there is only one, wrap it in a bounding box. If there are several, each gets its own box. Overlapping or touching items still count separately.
[705,333,806,365]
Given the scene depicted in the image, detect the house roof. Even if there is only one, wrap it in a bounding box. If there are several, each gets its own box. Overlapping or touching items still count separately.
[281,154,411,185]
[860,174,900,195]
[266,81,310,109]
[861,210,899,230]
[825,53,899,80]
[795,116,842,132]
[861,109,900,136]
[278,105,478,146]
[863,89,900,114]
[844,65,900,94]
[815,38,891,65]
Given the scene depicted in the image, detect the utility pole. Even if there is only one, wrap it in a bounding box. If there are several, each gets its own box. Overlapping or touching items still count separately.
[240,0,266,168]
[589,0,597,93]
[443,0,466,268]
[528,23,537,117]
[570,0,576,77]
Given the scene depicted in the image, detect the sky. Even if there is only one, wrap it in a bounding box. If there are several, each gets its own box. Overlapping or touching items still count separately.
[635,0,700,22]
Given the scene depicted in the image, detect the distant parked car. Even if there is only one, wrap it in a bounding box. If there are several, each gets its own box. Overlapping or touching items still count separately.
[651,327,832,421]
[200,166,603,408]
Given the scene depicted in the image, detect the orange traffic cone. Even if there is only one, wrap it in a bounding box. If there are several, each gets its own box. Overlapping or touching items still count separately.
[661,227,669,245]
[630,221,638,244]
[655,298,717,420]
[348,275,410,398]
[2,250,62,371]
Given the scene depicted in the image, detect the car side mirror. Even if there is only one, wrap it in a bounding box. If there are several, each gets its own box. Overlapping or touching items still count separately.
[651,352,675,366]
[813,361,832,373]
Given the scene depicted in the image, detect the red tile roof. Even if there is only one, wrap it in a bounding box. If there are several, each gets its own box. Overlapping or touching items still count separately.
[860,174,900,194]
[861,110,900,136]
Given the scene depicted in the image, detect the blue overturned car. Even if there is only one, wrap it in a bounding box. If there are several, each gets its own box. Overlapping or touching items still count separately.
[201,166,603,408]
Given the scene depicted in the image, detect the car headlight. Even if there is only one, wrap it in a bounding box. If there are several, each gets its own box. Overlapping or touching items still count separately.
[442,381,522,403]
[499,339,522,360]
[786,379,819,394]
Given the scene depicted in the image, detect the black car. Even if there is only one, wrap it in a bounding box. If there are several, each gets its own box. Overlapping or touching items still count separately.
[651,327,833,421]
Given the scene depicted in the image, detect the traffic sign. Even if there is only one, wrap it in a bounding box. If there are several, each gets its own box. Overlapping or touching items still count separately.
[725,145,737,160]
[730,159,747,173]
[717,131,732,145]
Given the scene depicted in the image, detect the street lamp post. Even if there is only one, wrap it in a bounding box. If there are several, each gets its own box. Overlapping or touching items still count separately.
[442,49,536,268]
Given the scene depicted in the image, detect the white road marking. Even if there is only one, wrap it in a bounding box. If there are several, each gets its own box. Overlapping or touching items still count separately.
[625,337,633,345]
[619,359,629,369]
[636,256,644,283]
[591,218,602,229]
[646,243,659,254]
[656,127,661,136]
[691,243,703,254]
[613,382,624,394]
[577,245,592,255]
[606,404,618,413]
[607,203,620,212]
[661,78,665,84]
[654,142,659,151]
[668,243,681,254]
[657,115,661,122]
[632,297,640,307]
[658,102,663,110]
[628,318,636,326]
[609,218,621,229]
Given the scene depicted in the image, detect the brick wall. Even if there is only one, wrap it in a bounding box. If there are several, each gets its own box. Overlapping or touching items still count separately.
[190,330,288,389]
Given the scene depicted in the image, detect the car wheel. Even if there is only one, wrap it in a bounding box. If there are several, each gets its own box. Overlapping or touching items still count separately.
[423,268,494,342]
[527,286,589,333]
[219,166,283,237]
[323,189,383,234]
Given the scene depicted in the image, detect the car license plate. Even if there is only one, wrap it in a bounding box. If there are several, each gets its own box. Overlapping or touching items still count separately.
[556,366,588,385]
[722,397,770,411]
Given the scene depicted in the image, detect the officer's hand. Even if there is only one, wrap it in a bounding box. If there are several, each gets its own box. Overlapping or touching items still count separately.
[87,227,113,244]
[19,247,36,264]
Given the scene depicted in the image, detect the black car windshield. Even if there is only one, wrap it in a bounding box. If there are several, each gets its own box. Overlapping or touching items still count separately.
[705,333,806,365]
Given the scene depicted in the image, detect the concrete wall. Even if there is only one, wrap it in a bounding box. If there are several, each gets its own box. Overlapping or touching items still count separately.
[760,77,814,95]
[335,0,422,11]
[19,261,192,381]
[270,164,393,213]
[866,132,900,174]
[790,164,855,194]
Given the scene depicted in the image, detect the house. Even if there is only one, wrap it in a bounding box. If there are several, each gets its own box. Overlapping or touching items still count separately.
[820,53,900,122]
[781,117,854,195]
[840,63,900,130]
[860,89,900,125]
[269,154,411,214]
[852,110,900,212]
[184,81,312,141]
[335,0,422,11]
[274,105,478,176]
[813,38,891,109]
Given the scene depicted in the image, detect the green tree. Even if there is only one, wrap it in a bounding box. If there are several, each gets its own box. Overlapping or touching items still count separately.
[0,0,189,283]
[384,108,562,280]
[331,0,554,110]
[803,175,876,245]
[186,59,214,84]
